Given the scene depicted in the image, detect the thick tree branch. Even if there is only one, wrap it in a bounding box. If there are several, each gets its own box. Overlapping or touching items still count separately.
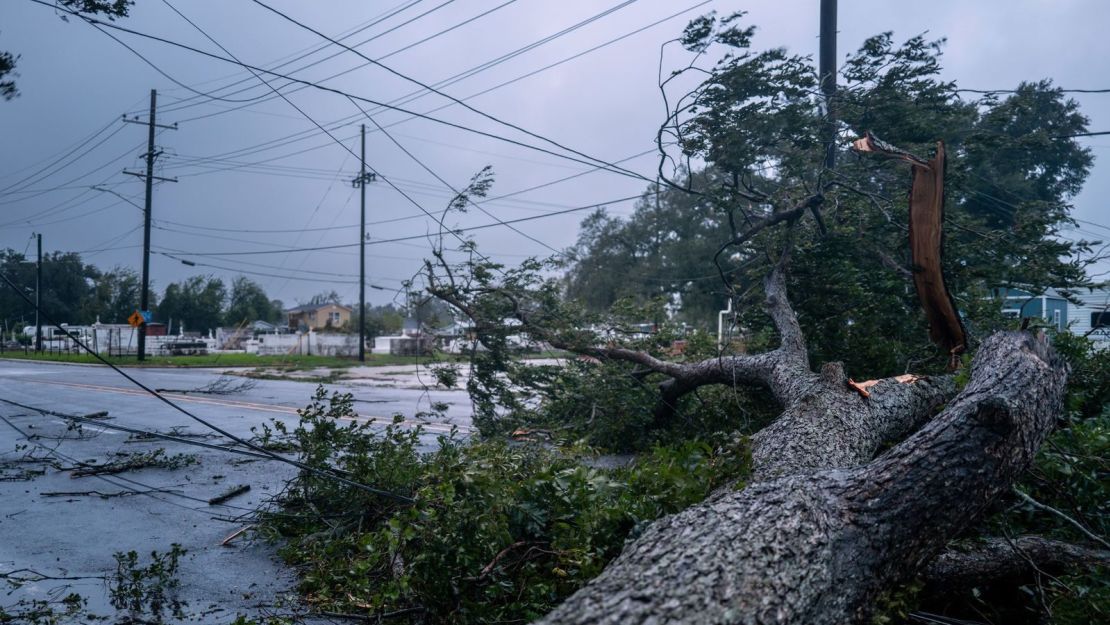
[711,194,823,293]
[760,259,806,363]
[922,536,1110,592]
[428,251,818,412]
[647,257,820,427]
[750,373,954,479]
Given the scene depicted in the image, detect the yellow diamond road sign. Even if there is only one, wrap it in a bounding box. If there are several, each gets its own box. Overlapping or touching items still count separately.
[128,310,144,327]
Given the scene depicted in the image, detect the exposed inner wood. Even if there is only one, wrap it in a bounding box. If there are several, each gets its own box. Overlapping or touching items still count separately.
[853,134,969,364]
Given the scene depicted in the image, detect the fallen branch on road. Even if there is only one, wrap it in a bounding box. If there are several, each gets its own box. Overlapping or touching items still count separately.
[0,567,108,583]
[220,524,255,546]
[125,426,221,443]
[154,375,258,396]
[69,449,198,478]
[208,484,250,506]
[41,489,178,500]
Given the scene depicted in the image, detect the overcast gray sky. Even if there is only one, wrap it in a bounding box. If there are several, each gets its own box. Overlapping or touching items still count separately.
[2,0,1108,312]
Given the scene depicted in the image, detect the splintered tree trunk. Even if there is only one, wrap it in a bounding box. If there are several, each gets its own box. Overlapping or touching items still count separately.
[852,134,968,363]
[536,331,1067,625]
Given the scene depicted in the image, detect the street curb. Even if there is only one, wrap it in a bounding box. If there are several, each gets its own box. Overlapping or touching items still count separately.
[0,356,106,367]
[0,357,248,371]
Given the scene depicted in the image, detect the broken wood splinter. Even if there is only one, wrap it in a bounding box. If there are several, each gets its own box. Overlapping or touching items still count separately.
[848,374,925,398]
[220,524,255,547]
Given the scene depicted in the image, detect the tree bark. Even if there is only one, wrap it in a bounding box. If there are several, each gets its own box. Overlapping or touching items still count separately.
[921,536,1110,593]
[749,370,953,479]
[535,331,1067,625]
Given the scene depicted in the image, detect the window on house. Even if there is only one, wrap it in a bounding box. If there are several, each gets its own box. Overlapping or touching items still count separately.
[1053,309,1061,328]
[1092,310,1110,328]
[1002,309,1021,319]
[329,312,341,323]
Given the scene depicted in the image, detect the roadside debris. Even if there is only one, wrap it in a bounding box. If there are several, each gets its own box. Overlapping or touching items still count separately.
[220,524,255,547]
[154,374,258,395]
[42,488,178,500]
[125,425,222,443]
[208,484,251,506]
[69,449,199,478]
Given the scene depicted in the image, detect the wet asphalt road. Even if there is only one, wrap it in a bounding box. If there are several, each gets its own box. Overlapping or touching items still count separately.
[0,359,472,623]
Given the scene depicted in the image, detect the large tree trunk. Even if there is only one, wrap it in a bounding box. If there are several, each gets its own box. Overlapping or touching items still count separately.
[535,331,1067,624]
[428,229,1076,624]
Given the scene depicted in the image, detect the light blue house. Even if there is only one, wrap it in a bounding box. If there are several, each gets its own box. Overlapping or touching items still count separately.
[993,287,1110,347]
[991,287,1070,331]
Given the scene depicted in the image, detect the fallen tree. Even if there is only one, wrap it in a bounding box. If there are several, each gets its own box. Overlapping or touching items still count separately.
[430,249,1079,624]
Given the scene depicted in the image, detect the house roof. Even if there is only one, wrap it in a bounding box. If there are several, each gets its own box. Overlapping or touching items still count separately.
[285,303,352,313]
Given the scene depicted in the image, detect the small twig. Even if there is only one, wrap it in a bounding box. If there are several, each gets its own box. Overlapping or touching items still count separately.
[319,612,373,623]
[1014,487,1110,549]
[318,607,425,622]
[0,567,108,582]
[477,541,546,580]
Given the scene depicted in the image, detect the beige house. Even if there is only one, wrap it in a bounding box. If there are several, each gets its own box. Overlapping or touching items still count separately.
[286,303,352,331]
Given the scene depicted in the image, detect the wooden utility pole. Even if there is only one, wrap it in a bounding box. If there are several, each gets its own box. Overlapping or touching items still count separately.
[35,232,41,352]
[123,89,177,360]
[819,0,838,171]
[352,124,376,362]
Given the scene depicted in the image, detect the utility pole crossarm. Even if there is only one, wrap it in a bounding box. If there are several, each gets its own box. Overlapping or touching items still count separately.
[351,173,376,187]
[121,115,178,131]
[123,170,178,183]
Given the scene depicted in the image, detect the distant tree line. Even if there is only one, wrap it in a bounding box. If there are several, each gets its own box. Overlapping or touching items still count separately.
[0,248,457,338]
[0,249,151,335]
[0,249,274,334]
[158,275,284,333]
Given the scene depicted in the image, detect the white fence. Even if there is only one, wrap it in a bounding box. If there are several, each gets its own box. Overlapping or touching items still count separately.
[11,325,364,358]
[245,331,361,357]
[16,324,218,357]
